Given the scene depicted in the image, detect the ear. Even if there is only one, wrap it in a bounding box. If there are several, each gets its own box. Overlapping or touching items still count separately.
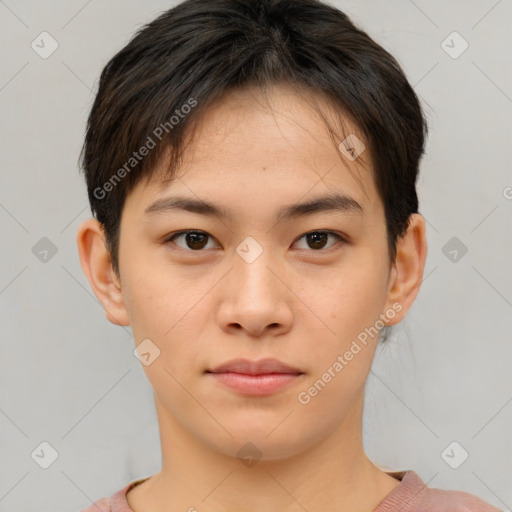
[76,218,130,326]
[383,213,428,325]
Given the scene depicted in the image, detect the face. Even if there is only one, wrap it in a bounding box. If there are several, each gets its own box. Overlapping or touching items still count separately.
[105,84,403,460]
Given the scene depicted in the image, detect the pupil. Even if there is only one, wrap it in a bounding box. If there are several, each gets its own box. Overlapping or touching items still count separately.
[307,232,327,250]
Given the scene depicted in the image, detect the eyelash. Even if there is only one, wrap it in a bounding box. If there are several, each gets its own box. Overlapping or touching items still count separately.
[163,230,347,252]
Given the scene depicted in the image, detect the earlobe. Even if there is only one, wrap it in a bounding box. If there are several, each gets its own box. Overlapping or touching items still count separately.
[383,213,428,325]
[76,218,130,326]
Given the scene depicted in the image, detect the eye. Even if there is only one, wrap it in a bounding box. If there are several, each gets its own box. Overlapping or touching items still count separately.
[293,231,346,251]
[164,230,219,251]
[163,229,346,252]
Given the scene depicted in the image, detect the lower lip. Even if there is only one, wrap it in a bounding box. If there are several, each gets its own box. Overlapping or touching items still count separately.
[208,372,302,396]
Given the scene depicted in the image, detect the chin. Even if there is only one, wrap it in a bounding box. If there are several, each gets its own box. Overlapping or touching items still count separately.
[201,423,325,464]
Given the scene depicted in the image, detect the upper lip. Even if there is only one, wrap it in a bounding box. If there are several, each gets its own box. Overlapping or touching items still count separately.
[207,358,303,375]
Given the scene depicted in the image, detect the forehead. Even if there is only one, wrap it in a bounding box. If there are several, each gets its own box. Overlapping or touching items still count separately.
[184,84,369,169]
[134,83,379,217]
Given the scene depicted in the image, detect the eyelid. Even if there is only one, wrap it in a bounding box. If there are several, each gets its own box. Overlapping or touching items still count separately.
[163,229,347,251]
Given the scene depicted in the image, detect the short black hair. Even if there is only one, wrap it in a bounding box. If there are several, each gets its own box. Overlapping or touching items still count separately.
[79,0,428,279]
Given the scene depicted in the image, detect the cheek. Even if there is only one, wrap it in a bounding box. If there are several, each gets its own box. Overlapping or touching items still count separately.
[122,258,206,338]
[298,257,389,394]
[122,265,215,379]
[296,287,381,422]
[320,257,389,338]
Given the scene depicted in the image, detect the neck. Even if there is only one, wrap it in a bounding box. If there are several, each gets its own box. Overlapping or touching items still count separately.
[127,391,400,512]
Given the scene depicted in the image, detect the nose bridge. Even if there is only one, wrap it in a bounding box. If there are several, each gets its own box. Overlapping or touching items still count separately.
[226,235,290,316]
[233,239,278,300]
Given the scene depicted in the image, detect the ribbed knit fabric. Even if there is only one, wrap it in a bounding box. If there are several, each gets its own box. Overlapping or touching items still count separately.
[374,470,502,511]
[81,470,502,512]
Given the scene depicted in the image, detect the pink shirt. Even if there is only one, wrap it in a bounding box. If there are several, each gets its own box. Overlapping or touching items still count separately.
[80,470,502,512]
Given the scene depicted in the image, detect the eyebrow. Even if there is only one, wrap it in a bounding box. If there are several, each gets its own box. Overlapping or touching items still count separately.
[143,192,364,222]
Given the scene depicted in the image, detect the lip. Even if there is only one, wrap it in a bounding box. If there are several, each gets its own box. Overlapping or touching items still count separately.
[208,357,303,375]
[206,358,304,396]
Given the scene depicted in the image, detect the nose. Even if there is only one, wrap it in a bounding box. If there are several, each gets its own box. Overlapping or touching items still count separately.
[217,249,293,338]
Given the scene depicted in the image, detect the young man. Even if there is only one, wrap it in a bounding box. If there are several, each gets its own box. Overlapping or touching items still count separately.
[76,0,500,510]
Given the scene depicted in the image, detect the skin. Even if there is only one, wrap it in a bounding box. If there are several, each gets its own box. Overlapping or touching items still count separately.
[77,83,427,512]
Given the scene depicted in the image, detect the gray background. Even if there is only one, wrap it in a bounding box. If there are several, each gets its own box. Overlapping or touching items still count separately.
[1,0,511,510]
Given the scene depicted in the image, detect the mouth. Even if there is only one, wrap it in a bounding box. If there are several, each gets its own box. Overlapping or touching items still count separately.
[205,358,304,396]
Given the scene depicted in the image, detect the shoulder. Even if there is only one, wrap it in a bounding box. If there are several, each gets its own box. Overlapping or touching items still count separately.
[376,470,502,512]
[422,486,503,512]
[79,477,150,512]
[80,478,142,512]
[80,496,112,512]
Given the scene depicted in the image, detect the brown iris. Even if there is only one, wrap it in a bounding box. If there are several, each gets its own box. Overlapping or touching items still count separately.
[184,232,209,250]
[305,232,329,250]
